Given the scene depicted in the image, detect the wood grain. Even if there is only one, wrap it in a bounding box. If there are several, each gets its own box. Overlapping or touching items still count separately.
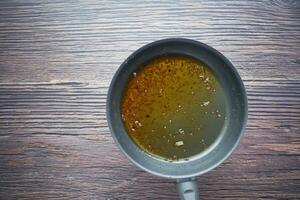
[0,0,299,199]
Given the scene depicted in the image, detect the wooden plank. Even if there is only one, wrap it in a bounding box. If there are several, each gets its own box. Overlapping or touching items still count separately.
[0,0,299,84]
[0,135,299,199]
[0,80,299,135]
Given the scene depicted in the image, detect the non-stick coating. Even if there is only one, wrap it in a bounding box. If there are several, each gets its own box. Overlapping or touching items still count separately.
[106,38,247,178]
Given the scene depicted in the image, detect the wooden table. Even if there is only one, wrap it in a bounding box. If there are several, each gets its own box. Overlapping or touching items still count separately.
[0,1,299,199]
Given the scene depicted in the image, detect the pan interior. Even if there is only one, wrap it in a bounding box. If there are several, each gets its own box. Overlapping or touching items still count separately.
[121,55,227,161]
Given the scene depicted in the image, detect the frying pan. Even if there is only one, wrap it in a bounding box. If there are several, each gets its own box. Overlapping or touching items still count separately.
[106,38,248,200]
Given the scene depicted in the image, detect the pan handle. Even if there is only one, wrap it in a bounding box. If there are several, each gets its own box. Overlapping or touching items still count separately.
[176,177,199,200]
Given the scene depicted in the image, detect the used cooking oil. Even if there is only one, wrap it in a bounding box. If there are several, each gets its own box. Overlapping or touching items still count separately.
[121,55,226,161]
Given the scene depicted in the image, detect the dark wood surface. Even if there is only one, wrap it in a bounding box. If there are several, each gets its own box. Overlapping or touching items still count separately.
[0,0,299,199]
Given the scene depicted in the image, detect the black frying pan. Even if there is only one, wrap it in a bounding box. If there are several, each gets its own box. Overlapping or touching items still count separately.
[107,38,248,200]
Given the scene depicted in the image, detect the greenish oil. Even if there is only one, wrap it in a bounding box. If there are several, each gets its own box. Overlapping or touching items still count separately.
[121,55,226,161]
